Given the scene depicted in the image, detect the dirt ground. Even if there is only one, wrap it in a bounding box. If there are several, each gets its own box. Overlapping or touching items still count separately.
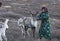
[0,0,60,41]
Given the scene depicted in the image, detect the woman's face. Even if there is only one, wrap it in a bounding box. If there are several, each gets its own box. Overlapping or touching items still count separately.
[42,9,45,12]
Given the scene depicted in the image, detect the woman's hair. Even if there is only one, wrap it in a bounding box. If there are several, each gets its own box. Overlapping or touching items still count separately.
[42,7,48,12]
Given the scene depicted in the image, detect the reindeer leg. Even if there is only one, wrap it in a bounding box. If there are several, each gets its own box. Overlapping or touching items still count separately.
[24,25,30,37]
[0,34,2,41]
[24,26,27,37]
[32,26,35,38]
[3,36,7,41]
[20,26,24,36]
[21,25,26,38]
[27,28,30,37]
[2,32,7,41]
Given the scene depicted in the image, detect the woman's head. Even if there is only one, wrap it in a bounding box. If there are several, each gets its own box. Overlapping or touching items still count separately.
[41,7,48,12]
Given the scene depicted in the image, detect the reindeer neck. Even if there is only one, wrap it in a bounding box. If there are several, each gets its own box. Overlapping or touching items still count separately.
[4,20,8,24]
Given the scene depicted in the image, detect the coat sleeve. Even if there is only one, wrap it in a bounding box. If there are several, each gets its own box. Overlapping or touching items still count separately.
[37,13,42,20]
[38,13,49,20]
[41,13,49,20]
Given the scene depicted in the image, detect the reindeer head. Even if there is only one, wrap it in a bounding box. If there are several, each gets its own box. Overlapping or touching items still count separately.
[6,18,9,21]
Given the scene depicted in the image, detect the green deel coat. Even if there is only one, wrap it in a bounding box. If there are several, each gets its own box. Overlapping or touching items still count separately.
[38,12,51,40]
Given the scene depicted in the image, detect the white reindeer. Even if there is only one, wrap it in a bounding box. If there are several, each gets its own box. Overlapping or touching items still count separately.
[18,16,38,38]
[24,17,38,37]
[17,17,25,38]
[0,19,9,41]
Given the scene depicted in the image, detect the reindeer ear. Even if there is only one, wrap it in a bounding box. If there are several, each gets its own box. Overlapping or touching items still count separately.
[6,18,9,21]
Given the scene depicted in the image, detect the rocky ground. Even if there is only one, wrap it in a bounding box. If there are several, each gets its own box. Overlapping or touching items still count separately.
[0,0,60,41]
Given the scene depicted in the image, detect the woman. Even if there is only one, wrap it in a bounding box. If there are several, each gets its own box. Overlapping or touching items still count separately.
[38,7,51,41]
